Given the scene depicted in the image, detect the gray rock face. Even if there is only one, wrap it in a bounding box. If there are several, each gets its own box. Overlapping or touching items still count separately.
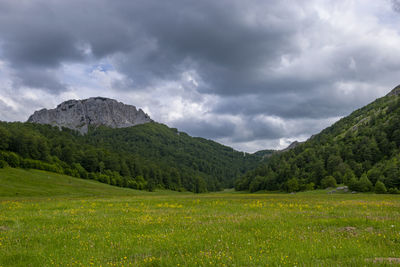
[281,141,301,152]
[27,97,152,134]
[387,85,400,96]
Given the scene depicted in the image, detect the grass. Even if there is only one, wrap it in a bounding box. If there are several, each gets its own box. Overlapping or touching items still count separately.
[0,168,162,199]
[1,168,400,266]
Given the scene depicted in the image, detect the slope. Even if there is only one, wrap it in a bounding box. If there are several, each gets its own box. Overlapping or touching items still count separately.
[0,168,146,198]
[236,85,400,193]
[0,121,262,193]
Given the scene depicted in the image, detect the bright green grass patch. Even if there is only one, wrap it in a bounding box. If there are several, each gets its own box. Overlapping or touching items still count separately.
[0,168,149,198]
[1,169,400,266]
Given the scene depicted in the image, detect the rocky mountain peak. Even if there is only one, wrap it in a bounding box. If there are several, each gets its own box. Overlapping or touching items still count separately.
[27,97,152,134]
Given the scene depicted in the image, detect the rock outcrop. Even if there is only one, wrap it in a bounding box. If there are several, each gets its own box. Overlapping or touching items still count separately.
[281,141,301,152]
[28,97,152,134]
[387,85,400,97]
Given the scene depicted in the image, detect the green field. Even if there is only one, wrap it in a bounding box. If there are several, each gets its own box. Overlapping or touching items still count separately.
[1,168,400,266]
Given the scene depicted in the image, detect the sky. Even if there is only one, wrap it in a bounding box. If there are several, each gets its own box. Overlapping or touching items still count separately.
[1,0,400,152]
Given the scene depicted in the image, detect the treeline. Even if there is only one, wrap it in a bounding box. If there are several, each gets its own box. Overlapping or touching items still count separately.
[0,122,261,193]
[235,93,400,194]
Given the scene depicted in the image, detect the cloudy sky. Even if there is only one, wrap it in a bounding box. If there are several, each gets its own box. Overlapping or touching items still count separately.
[1,0,400,152]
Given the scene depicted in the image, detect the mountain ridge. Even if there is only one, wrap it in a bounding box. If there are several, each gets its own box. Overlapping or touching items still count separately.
[1,116,262,193]
[236,85,400,193]
[28,97,152,134]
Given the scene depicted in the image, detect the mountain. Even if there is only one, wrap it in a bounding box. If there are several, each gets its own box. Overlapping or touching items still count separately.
[253,149,276,159]
[0,98,262,193]
[253,141,302,159]
[235,85,400,193]
[280,141,302,152]
[28,97,152,134]
[387,84,400,96]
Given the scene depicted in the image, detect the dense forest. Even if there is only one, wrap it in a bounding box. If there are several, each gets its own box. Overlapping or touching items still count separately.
[235,88,400,194]
[0,122,262,193]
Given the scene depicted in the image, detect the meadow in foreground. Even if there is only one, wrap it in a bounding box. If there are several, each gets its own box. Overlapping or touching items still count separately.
[1,169,400,266]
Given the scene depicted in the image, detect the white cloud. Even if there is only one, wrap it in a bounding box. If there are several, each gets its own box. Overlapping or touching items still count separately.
[0,0,400,152]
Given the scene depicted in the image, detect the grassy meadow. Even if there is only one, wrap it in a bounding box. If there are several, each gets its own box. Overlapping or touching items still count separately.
[1,168,400,266]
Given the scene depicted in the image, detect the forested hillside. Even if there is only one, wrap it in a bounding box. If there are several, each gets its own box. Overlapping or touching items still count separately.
[0,122,261,193]
[236,87,400,193]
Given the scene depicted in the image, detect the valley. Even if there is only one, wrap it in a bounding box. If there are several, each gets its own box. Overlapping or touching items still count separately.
[1,168,399,266]
[2,1,400,266]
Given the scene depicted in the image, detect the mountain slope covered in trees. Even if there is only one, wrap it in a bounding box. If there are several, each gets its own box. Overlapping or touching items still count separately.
[235,86,400,193]
[0,122,261,193]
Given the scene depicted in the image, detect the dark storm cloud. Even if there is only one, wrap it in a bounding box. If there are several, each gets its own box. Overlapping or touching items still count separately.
[0,0,306,93]
[1,0,400,151]
[0,0,393,96]
[14,68,67,92]
[213,84,376,120]
[111,0,306,93]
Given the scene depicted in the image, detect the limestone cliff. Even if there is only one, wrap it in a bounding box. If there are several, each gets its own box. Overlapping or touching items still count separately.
[27,97,152,134]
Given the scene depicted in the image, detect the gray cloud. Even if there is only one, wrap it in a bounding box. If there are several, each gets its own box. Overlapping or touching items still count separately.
[173,118,236,140]
[0,0,400,151]
[12,68,67,92]
[393,0,400,12]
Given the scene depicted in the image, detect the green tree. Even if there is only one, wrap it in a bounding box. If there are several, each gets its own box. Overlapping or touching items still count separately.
[61,146,74,164]
[367,168,383,185]
[193,177,207,193]
[0,160,8,168]
[359,173,373,192]
[120,160,131,177]
[98,161,105,173]
[304,182,315,191]
[348,177,360,192]
[310,159,326,185]
[374,181,387,194]
[0,127,10,150]
[286,178,300,192]
[81,149,99,172]
[343,169,356,185]
[135,175,147,190]
[146,179,156,192]
[326,155,343,174]
[37,138,50,161]
[74,163,88,178]
[388,188,400,194]
[391,129,400,146]
[320,176,337,189]
[5,152,20,167]
[249,176,266,193]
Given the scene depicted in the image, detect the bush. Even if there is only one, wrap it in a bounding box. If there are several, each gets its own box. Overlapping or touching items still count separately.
[135,175,147,190]
[127,179,138,189]
[321,176,337,189]
[285,178,300,192]
[348,177,360,192]
[0,160,8,168]
[73,163,88,179]
[388,188,400,194]
[343,169,356,185]
[359,174,373,192]
[5,152,20,168]
[303,182,315,191]
[374,181,387,194]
